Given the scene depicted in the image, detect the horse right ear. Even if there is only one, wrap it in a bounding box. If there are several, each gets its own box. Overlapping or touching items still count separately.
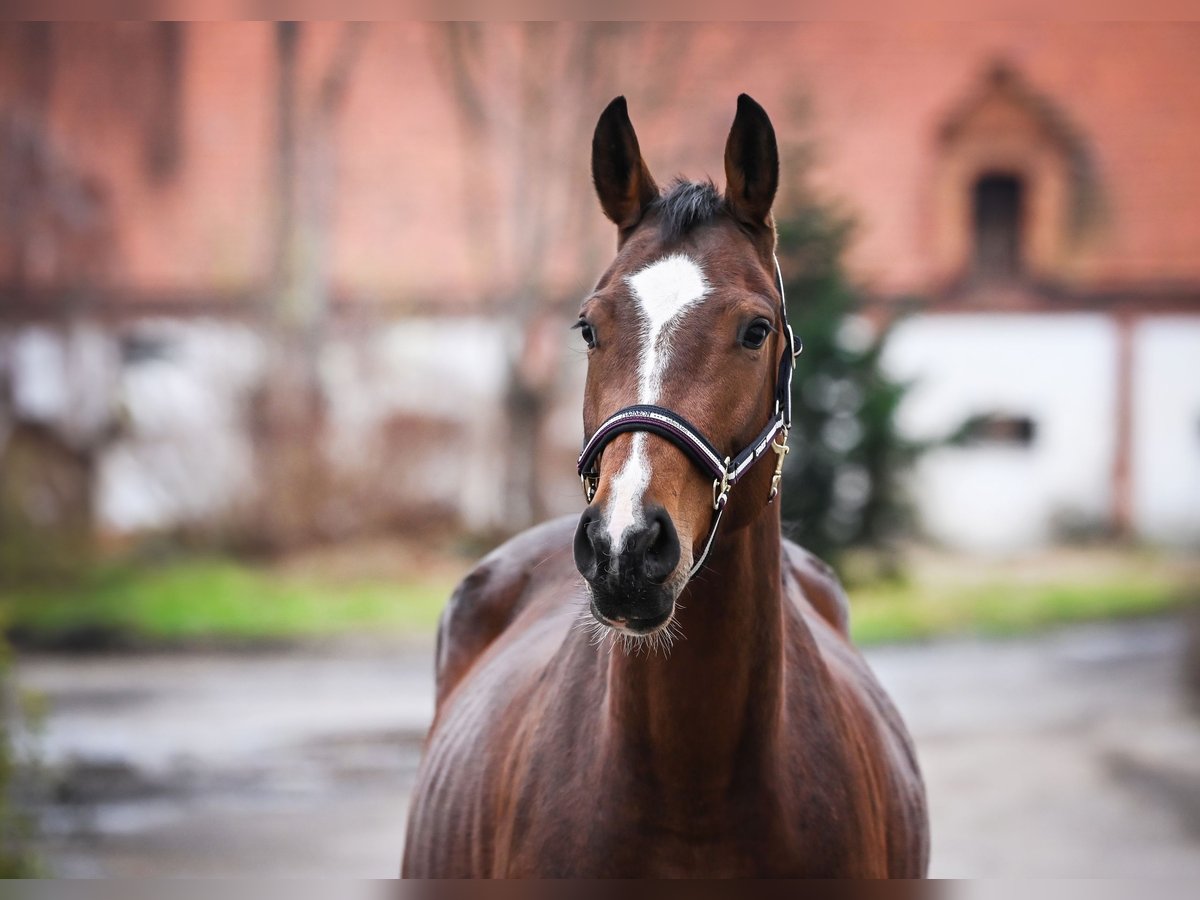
[591,96,659,234]
[723,93,779,233]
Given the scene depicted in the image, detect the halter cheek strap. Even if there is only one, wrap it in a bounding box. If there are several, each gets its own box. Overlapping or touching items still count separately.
[577,257,801,579]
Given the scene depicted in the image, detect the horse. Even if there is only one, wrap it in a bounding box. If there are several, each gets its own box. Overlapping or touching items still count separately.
[402,94,929,878]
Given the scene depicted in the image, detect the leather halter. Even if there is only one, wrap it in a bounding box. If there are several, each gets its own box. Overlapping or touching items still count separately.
[577,257,800,579]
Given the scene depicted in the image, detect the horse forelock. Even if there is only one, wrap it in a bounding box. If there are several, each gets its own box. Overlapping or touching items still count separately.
[650,179,725,244]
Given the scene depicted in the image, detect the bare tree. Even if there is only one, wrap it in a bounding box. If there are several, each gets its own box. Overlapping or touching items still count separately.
[434,23,711,531]
[0,23,120,578]
[255,21,369,550]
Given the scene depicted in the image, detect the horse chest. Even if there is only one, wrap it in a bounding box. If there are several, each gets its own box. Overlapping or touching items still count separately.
[496,782,872,878]
[489,725,875,878]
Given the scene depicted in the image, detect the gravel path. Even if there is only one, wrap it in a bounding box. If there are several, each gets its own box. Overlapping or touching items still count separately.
[12,617,1200,877]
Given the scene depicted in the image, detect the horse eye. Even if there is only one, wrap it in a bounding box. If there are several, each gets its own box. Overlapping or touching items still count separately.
[574,319,597,349]
[741,319,773,350]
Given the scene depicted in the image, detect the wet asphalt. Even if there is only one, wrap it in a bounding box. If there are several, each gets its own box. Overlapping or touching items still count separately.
[12,617,1200,877]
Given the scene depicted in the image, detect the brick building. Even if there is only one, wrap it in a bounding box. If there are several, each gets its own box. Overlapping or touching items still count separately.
[1,22,1197,550]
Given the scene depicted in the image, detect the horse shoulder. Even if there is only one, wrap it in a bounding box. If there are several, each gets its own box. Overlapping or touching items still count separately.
[782,563,930,877]
[434,514,579,709]
[781,538,851,638]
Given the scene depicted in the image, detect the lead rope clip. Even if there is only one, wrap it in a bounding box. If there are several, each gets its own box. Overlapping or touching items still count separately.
[768,427,790,503]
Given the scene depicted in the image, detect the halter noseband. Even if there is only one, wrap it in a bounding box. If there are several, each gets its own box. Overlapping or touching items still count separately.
[576,257,801,579]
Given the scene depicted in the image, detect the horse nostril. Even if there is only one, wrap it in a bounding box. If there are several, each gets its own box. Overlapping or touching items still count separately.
[573,508,605,581]
[641,506,680,584]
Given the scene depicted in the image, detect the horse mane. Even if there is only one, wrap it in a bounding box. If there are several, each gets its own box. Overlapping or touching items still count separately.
[651,179,725,243]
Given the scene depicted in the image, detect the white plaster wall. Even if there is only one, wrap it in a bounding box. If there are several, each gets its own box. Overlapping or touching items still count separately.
[5,314,571,537]
[5,322,119,448]
[1131,318,1200,546]
[98,319,264,532]
[321,316,511,530]
[882,314,1118,553]
[98,316,517,535]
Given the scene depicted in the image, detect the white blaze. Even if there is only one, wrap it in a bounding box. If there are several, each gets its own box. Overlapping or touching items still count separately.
[604,254,710,551]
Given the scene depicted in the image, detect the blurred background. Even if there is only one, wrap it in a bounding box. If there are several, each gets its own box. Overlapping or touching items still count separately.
[0,20,1198,877]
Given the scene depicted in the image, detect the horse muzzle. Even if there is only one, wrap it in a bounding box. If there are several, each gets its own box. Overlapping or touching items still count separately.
[573,504,681,629]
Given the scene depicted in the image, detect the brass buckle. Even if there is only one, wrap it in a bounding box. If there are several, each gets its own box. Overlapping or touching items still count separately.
[768,427,790,503]
[711,456,732,510]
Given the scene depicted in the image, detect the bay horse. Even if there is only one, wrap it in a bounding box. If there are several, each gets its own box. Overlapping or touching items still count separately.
[402,94,929,878]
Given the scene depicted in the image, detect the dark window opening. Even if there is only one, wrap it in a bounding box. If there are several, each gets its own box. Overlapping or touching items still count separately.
[953,413,1037,448]
[972,173,1024,279]
[120,333,173,365]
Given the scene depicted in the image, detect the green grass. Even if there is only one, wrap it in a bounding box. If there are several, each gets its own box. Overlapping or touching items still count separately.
[850,573,1186,645]
[0,558,454,648]
[0,551,1189,650]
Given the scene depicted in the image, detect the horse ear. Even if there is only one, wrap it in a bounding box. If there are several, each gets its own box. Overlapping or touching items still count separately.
[592,96,659,232]
[723,93,779,231]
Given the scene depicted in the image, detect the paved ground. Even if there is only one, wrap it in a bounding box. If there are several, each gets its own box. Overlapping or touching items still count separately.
[11,617,1200,877]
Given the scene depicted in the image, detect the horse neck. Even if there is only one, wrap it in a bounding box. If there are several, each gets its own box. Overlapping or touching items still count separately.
[603,498,787,801]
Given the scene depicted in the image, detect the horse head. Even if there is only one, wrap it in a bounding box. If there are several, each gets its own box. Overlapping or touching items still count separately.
[573,94,792,640]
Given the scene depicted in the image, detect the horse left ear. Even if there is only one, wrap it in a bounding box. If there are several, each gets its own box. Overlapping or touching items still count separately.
[592,96,659,234]
[723,94,779,232]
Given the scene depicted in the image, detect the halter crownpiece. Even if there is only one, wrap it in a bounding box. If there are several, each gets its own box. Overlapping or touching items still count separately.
[577,256,800,579]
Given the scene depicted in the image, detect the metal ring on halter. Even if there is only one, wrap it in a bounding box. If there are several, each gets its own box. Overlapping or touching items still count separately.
[581,473,599,504]
[712,457,732,511]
